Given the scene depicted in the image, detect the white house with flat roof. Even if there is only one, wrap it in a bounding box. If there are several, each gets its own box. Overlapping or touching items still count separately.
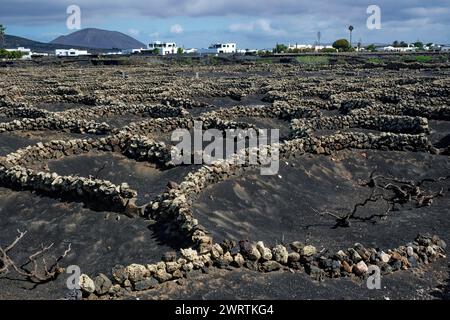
[55,49,90,57]
[288,44,313,51]
[381,44,417,52]
[206,43,237,54]
[148,41,178,55]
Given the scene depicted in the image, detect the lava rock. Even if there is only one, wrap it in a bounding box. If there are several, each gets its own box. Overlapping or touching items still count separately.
[244,261,259,271]
[211,243,224,259]
[125,264,149,283]
[348,248,362,263]
[181,248,198,262]
[261,261,282,272]
[112,265,128,284]
[233,253,245,267]
[239,240,261,261]
[301,245,317,257]
[353,261,369,276]
[94,273,112,295]
[134,277,159,291]
[306,264,325,281]
[406,246,415,257]
[79,274,95,294]
[290,241,304,253]
[342,260,353,273]
[379,252,391,263]
[154,268,173,283]
[256,241,273,261]
[288,252,301,263]
[408,256,418,268]
[272,245,289,264]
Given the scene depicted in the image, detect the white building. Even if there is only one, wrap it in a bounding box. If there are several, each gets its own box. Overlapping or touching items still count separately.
[206,43,237,54]
[237,49,258,54]
[148,42,178,55]
[103,51,123,56]
[184,48,198,54]
[424,43,441,51]
[313,45,334,51]
[5,47,32,60]
[288,44,313,51]
[31,52,49,57]
[55,49,90,57]
[441,46,450,52]
[121,48,148,54]
[382,44,417,52]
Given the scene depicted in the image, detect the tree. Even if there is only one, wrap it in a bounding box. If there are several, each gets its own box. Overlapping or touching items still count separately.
[177,47,184,55]
[399,41,408,47]
[0,24,6,49]
[348,25,354,47]
[393,40,399,47]
[332,39,351,52]
[273,43,288,53]
[366,44,376,52]
[414,41,424,49]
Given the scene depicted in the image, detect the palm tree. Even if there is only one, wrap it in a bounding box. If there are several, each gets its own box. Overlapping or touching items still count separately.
[348,25,354,47]
[0,24,6,49]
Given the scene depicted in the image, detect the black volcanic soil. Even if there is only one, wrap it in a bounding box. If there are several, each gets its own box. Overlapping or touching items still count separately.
[0,187,176,300]
[193,149,450,250]
[429,120,450,148]
[36,103,91,112]
[0,131,96,156]
[47,152,198,205]
[1,60,450,300]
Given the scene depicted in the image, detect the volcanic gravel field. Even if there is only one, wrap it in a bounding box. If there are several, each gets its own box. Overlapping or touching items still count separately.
[0,55,450,300]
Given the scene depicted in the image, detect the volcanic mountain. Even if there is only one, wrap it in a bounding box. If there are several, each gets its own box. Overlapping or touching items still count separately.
[3,34,85,53]
[50,28,146,49]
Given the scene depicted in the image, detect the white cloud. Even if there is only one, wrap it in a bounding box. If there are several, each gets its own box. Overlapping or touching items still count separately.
[127,28,140,36]
[170,24,184,34]
[149,32,160,39]
[229,19,286,36]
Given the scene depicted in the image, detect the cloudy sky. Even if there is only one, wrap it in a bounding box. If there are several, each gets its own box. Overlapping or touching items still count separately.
[1,0,449,48]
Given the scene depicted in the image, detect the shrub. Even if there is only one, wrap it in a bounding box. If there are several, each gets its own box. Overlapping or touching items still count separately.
[0,49,24,59]
[321,48,337,53]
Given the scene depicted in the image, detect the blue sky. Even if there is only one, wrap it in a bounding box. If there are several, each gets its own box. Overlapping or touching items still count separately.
[1,0,450,48]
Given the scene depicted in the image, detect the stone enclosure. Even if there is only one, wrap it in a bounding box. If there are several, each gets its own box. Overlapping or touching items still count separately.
[0,55,449,299]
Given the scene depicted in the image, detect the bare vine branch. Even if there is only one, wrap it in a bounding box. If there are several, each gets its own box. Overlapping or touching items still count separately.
[0,230,71,283]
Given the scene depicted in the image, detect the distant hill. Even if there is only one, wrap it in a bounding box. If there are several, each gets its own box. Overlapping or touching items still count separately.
[50,28,146,49]
[3,34,89,53]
